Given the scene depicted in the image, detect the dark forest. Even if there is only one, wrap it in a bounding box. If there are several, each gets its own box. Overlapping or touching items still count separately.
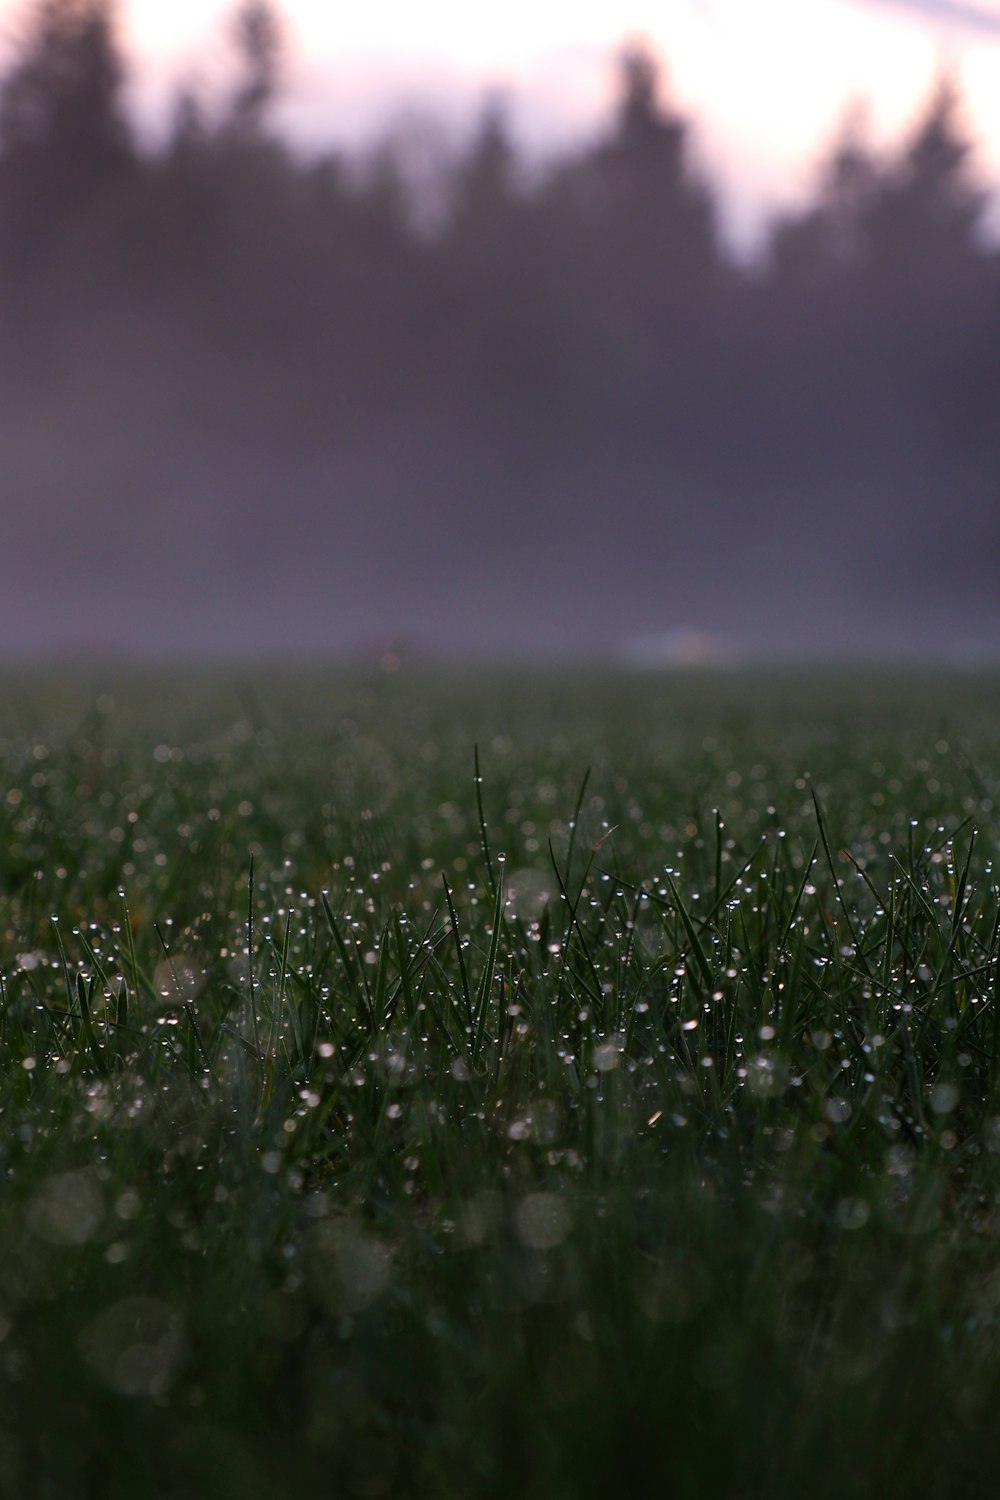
[1,0,997,660]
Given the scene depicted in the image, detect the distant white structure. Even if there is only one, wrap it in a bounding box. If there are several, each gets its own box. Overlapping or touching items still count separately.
[622,627,734,669]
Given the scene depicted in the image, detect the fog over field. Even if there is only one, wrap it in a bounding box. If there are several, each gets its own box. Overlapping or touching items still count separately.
[1,1,998,662]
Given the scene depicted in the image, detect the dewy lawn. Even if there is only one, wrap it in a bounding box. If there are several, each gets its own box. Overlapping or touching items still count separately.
[0,666,998,1499]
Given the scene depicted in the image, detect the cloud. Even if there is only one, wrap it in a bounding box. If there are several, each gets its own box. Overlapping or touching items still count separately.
[852,0,1000,34]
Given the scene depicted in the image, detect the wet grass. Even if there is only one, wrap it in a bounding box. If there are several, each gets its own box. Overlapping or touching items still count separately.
[1,665,1000,1498]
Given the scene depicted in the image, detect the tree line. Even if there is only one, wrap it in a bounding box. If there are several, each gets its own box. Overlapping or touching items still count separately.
[1,0,997,657]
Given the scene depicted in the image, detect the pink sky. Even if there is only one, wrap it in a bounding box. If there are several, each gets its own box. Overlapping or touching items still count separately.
[2,0,999,249]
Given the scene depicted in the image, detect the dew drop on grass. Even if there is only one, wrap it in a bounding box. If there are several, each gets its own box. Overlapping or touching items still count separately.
[516,1192,572,1250]
[28,1170,103,1246]
[835,1198,870,1231]
[80,1297,185,1399]
[593,1042,619,1072]
[930,1081,960,1115]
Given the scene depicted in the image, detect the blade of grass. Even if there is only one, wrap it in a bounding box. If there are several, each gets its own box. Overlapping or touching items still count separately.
[322,890,375,1033]
[473,860,505,1066]
[441,874,474,1034]
[247,855,262,1060]
[474,744,497,901]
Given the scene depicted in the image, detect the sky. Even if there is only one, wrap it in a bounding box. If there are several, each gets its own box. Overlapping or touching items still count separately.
[3,0,1000,249]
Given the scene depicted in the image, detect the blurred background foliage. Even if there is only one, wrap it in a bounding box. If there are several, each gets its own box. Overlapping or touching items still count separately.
[0,0,997,659]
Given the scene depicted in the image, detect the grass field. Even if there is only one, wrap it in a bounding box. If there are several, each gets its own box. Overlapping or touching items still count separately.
[2,665,1000,1498]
